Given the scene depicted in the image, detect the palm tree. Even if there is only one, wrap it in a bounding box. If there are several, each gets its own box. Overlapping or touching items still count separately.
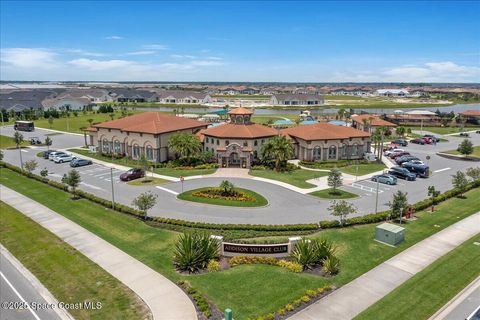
[261,135,294,171]
[168,132,202,164]
[337,108,346,120]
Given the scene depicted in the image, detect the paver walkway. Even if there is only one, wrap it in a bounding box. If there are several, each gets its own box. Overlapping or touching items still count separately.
[289,211,480,320]
[0,185,197,320]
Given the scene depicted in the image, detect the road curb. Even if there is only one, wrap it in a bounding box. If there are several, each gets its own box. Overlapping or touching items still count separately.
[0,244,75,320]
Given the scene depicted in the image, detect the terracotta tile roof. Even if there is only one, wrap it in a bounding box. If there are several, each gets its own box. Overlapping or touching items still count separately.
[281,123,370,141]
[196,128,206,142]
[202,123,278,139]
[228,107,254,115]
[351,114,397,127]
[93,112,208,134]
[460,110,480,116]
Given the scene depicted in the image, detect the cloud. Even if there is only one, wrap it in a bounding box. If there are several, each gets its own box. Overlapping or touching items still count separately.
[126,51,156,56]
[105,36,124,40]
[383,61,480,82]
[142,44,169,50]
[0,48,58,69]
[190,60,224,66]
[66,49,106,57]
[171,54,197,59]
[67,58,142,71]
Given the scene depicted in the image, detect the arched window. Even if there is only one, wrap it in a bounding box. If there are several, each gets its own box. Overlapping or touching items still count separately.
[342,143,348,157]
[102,138,110,153]
[352,144,358,156]
[146,146,154,160]
[253,150,258,159]
[236,115,244,124]
[313,146,321,161]
[328,145,337,160]
[133,144,140,159]
[114,140,121,154]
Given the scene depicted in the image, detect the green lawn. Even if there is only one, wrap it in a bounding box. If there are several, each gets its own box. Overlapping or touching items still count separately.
[69,148,217,177]
[355,234,480,320]
[2,167,480,320]
[340,162,386,176]
[178,187,268,207]
[444,145,480,157]
[127,177,170,186]
[409,126,479,135]
[249,168,329,188]
[0,135,29,149]
[309,188,358,199]
[0,201,150,320]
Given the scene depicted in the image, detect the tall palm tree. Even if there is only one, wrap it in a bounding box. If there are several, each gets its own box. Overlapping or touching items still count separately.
[261,135,294,171]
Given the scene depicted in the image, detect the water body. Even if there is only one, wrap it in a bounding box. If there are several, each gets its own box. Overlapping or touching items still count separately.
[129,103,479,116]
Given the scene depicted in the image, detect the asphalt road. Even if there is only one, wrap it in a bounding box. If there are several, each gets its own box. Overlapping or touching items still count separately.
[1,125,479,224]
[443,286,480,320]
[0,251,62,320]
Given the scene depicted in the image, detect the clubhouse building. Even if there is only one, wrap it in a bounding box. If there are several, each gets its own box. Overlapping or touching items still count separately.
[86,108,372,167]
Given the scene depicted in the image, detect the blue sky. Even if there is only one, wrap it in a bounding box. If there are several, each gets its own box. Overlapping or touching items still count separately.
[1,1,479,82]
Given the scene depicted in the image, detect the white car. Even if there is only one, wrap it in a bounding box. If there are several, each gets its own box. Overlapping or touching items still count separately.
[49,151,66,161]
[53,154,75,163]
[406,159,424,165]
[384,148,404,156]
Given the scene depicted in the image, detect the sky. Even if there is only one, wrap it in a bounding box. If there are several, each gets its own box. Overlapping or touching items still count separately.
[1,1,479,82]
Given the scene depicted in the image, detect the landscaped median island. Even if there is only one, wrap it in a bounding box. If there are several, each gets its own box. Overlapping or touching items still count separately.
[177,181,268,207]
[1,163,480,320]
[355,234,480,320]
[127,177,170,186]
[309,188,358,199]
[0,201,151,320]
[0,134,29,149]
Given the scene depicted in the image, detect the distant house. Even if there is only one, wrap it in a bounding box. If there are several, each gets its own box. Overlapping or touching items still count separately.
[459,110,480,124]
[42,97,92,111]
[240,87,260,95]
[158,91,212,104]
[375,89,409,97]
[351,114,397,133]
[108,89,159,102]
[0,89,61,112]
[270,93,324,106]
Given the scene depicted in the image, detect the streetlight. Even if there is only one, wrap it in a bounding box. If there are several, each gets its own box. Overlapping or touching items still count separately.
[110,168,115,210]
[374,177,380,214]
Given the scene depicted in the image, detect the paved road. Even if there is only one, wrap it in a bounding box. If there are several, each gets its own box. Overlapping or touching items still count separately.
[0,251,62,320]
[1,125,479,224]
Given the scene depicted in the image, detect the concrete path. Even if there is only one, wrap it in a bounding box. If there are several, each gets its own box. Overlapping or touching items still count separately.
[289,212,480,320]
[0,186,197,320]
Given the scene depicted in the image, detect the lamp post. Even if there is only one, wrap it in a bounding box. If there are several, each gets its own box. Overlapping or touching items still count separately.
[399,206,404,224]
[110,168,115,210]
[374,177,380,214]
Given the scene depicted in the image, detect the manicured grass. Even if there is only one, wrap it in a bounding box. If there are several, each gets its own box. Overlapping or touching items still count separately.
[355,234,480,320]
[127,177,170,186]
[309,188,358,199]
[0,201,150,320]
[2,168,480,320]
[0,135,28,149]
[340,162,386,176]
[249,168,329,188]
[178,187,268,207]
[69,148,217,177]
[444,145,480,157]
[323,94,365,100]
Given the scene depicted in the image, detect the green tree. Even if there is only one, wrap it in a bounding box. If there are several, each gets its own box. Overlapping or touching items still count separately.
[62,169,82,199]
[13,131,24,169]
[48,115,54,128]
[87,118,94,127]
[457,139,473,157]
[168,132,202,164]
[337,108,345,120]
[388,190,408,220]
[132,191,158,220]
[219,180,235,196]
[465,167,480,181]
[451,171,468,197]
[44,136,52,151]
[328,200,357,226]
[427,186,440,212]
[260,135,294,171]
[109,113,115,120]
[395,126,406,137]
[138,155,151,181]
[24,160,38,176]
[40,168,49,178]
[327,168,343,195]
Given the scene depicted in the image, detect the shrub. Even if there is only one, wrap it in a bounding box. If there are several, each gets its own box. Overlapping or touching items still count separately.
[229,256,302,273]
[177,281,212,318]
[285,304,294,311]
[305,289,317,297]
[277,260,303,273]
[290,238,335,270]
[301,295,311,303]
[323,254,341,275]
[173,233,219,273]
[207,259,220,272]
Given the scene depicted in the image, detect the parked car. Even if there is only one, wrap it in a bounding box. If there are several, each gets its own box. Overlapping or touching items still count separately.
[119,168,145,181]
[70,158,93,167]
[402,163,430,178]
[459,132,470,137]
[53,154,75,163]
[422,137,433,144]
[390,151,411,159]
[43,149,57,159]
[476,130,480,134]
[49,151,67,160]
[364,152,377,161]
[406,159,425,165]
[423,134,440,142]
[388,166,417,181]
[384,148,404,156]
[410,138,426,145]
[391,139,408,146]
[371,174,397,185]
[30,137,42,145]
[395,155,420,165]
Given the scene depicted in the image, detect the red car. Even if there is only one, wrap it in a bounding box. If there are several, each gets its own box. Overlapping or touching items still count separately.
[120,168,145,181]
[390,151,411,159]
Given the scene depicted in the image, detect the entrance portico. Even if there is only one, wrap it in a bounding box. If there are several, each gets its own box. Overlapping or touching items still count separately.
[217,143,252,168]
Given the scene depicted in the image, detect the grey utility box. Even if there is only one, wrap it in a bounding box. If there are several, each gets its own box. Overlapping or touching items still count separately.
[375,223,405,246]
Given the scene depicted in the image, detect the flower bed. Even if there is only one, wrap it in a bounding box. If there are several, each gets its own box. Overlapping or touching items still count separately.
[192,188,256,202]
[178,187,268,207]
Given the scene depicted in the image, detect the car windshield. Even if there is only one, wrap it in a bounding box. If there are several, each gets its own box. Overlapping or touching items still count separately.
[127,169,135,173]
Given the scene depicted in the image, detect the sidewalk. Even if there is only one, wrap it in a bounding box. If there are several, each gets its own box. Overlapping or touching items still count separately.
[288,211,480,320]
[0,186,197,320]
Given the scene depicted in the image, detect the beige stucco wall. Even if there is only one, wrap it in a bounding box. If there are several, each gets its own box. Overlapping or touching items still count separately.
[293,136,371,161]
[203,136,272,158]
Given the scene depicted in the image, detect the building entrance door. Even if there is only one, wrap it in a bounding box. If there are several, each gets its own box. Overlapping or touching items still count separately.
[228,152,240,167]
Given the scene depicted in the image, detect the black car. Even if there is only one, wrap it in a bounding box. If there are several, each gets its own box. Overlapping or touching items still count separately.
[423,134,440,142]
[43,149,57,159]
[120,168,145,181]
[402,163,430,178]
[388,166,417,181]
[70,158,93,167]
[395,155,420,165]
[391,139,408,146]
[459,132,470,137]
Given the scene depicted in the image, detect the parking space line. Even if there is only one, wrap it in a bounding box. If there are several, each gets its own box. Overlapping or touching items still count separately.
[434,167,451,173]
